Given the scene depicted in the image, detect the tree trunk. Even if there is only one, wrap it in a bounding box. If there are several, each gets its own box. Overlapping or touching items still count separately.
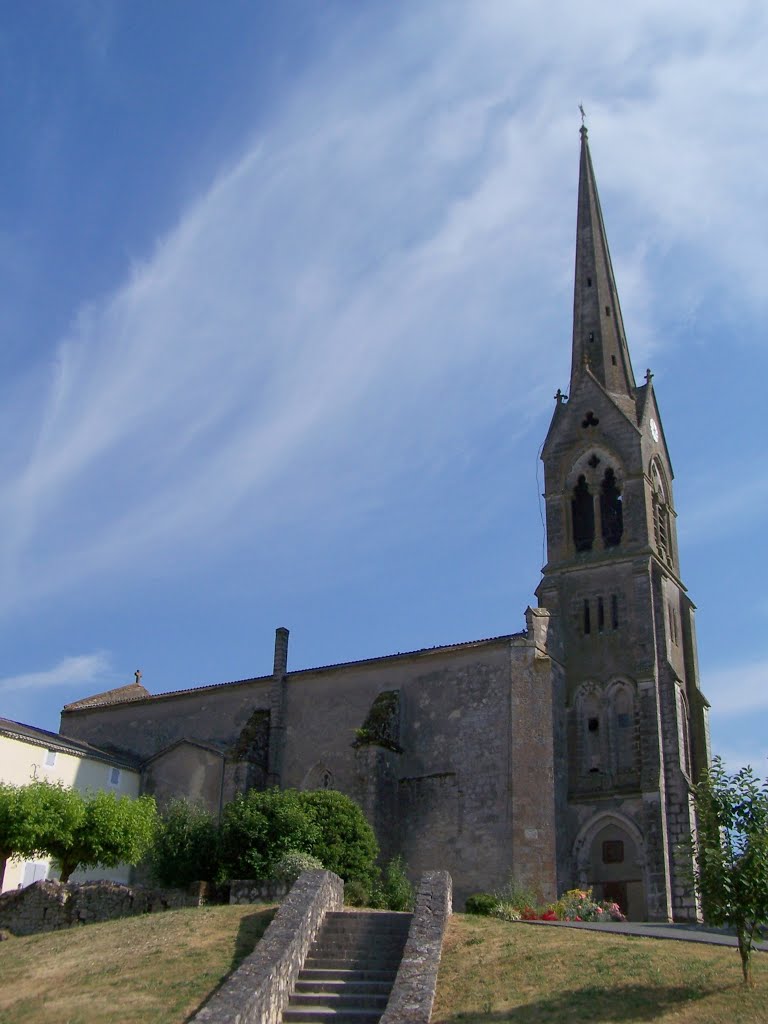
[0,853,7,891]
[737,926,754,987]
[58,861,76,884]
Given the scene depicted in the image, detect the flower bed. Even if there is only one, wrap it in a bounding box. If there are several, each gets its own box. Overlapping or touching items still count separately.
[465,886,625,924]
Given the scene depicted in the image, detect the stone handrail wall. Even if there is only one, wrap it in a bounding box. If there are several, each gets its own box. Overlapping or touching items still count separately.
[0,879,199,937]
[380,870,452,1024]
[191,869,343,1024]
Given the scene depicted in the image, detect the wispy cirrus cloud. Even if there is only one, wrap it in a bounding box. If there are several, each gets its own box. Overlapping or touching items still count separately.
[0,1,766,622]
[0,652,111,694]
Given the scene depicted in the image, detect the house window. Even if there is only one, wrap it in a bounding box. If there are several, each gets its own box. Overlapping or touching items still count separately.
[44,750,57,768]
[109,767,121,786]
[603,840,624,864]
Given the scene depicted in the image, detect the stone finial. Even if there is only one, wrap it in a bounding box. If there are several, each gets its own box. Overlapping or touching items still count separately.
[134,669,142,685]
[525,606,551,653]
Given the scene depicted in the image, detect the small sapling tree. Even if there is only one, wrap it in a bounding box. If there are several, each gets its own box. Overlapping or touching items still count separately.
[693,757,768,986]
[0,781,84,887]
[46,790,158,883]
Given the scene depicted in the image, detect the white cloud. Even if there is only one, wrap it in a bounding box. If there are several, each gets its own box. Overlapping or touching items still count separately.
[714,744,768,777]
[0,653,111,694]
[704,658,768,715]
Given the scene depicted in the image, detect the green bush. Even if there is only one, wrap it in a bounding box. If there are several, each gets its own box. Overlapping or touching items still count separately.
[343,878,370,907]
[371,856,414,911]
[465,893,499,916]
[297,789,379,886]
[272,849,324,884]
[151,799,220,887]
[219,788,320,881]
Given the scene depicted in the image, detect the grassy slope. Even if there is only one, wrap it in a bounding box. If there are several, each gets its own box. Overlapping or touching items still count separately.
[4,905,767,1024]
[433,914,768,1024]
[0,904,276,1024]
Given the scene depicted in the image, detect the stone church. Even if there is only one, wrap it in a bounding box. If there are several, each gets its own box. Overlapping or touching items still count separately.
[59,127,710,921]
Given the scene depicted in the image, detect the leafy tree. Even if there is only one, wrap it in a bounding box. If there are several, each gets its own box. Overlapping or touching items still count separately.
[45,790,158,883]
[693,757,768,986]
[219,788,320,880]
[0,781,84,888]
[298,789,379,885]
[151,799,220,887]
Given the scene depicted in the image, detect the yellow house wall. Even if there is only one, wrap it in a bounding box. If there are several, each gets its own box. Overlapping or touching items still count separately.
[0,733,140,892]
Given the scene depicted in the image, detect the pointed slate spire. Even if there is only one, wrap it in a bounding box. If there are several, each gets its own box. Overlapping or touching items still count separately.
[570,125,636,400]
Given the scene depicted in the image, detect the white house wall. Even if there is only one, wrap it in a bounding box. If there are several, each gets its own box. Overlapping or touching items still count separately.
[0,732,140,892]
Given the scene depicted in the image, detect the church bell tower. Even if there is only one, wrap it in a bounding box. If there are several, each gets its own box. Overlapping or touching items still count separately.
[536,125,710,921]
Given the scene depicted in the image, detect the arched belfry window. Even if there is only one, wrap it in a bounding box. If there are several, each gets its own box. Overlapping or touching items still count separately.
[600,468,623,547]
[572,475,595,552]
[651,461,673,566]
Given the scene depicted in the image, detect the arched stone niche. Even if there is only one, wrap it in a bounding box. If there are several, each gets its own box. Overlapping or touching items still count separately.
[572,811,648,920]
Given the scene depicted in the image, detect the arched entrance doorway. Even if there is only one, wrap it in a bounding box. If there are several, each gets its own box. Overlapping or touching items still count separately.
[573,813,648,920]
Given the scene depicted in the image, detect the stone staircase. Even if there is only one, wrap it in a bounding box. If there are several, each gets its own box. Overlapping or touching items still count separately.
[282,909,412,1023]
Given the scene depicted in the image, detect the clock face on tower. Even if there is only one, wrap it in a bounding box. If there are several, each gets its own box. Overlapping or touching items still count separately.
[650,418,659,443]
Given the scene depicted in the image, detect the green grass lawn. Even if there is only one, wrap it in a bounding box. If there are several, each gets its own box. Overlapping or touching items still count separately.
[3,905,766,1024]
[433,914,768,1024]
[0,904,276,1024]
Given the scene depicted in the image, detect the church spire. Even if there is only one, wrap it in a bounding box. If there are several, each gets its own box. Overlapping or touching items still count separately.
[570,125,636,400]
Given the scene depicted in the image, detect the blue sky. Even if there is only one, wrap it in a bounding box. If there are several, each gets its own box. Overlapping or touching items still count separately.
[1,1,766,776]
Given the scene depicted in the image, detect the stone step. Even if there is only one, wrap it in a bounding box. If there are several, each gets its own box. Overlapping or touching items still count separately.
[318,928,410,942]
[303,956,402,971]
[283,1010,383,1024]
[309,942,406,957]
[317,929,409,943]
[322,916,411,927]
[295,980,393,996]
[324,912,409,924]
[281,911,411,1024]
[299,968,397,984]
[289,992,389,1010]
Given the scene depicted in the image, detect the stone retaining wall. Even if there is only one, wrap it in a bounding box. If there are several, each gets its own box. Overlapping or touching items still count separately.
[229,879,290,904]
[0,879,199,937]
[191,869,343,1024]
[380,870,453,1024]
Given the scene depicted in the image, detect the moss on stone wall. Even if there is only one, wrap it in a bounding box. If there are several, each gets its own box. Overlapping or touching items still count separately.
[353,690,402,753]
